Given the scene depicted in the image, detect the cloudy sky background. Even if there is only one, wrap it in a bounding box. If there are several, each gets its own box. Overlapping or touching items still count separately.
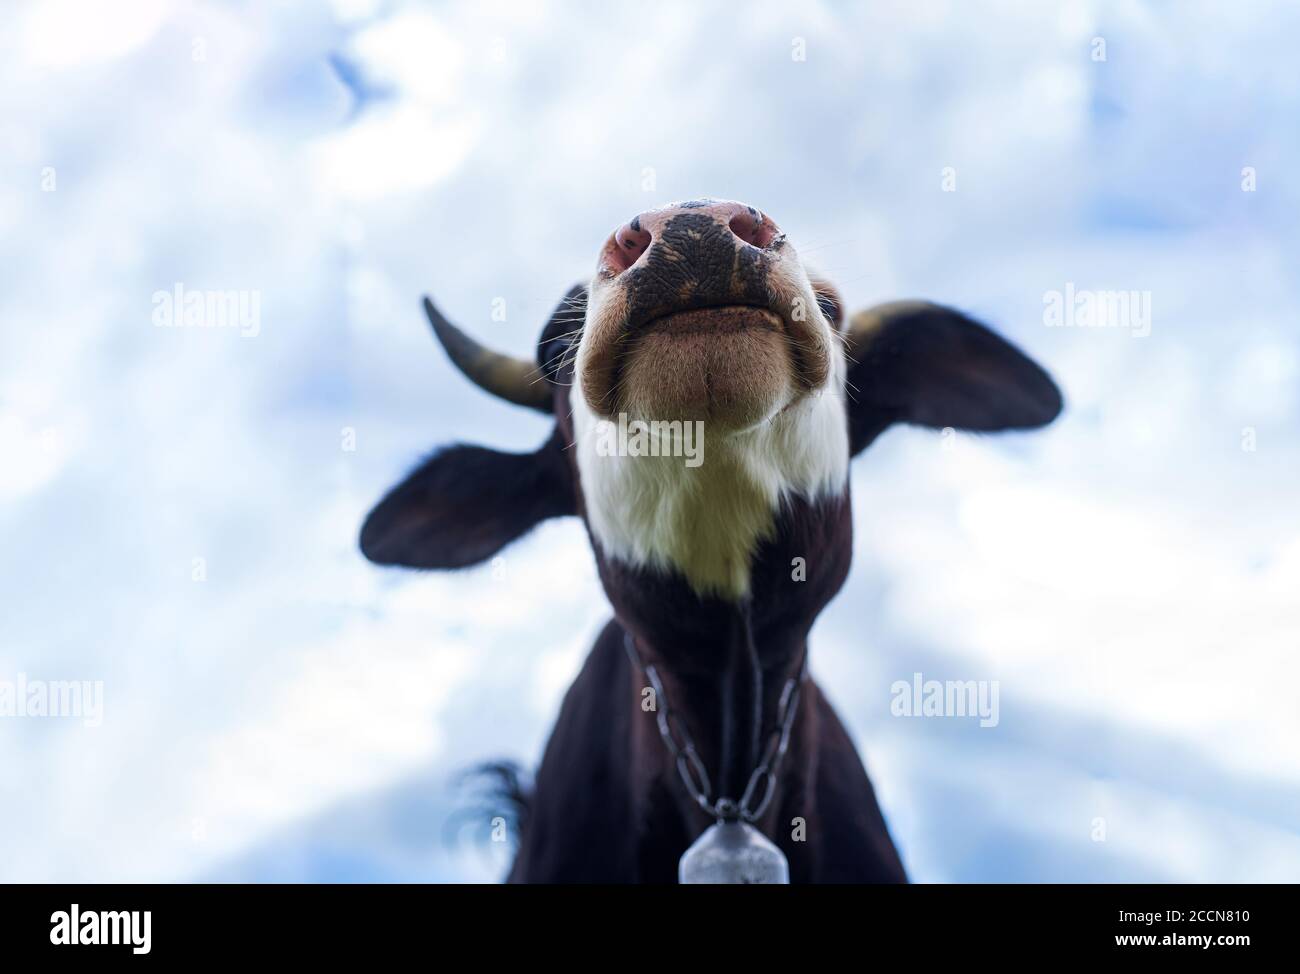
[2,0,1297,882]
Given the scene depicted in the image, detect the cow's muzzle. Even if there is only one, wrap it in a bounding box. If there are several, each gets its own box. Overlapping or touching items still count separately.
[579,200,832,431]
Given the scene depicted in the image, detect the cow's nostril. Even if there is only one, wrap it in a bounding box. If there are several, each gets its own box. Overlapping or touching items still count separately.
[729,209,776,249]
[605,219,652,274]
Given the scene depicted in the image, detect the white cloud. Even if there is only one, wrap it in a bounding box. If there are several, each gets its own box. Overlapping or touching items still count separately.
[21,0,170,69]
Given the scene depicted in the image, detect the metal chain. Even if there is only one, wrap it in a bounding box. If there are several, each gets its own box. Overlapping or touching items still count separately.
[623,632,806,824]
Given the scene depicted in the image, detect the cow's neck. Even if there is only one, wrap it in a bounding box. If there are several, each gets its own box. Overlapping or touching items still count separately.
[570,377,852,853]
[591,470,854,835]
[625,598,809,832]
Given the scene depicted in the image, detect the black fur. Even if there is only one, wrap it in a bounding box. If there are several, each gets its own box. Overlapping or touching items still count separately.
[846,303,1063,454]
[536,284,588,380]
[359,431,575,569]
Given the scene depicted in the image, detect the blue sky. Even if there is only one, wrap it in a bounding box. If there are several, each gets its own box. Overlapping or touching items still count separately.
[2,0,1298,882]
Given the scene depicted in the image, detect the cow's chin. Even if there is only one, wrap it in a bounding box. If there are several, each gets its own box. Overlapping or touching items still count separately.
[614,307,794,432]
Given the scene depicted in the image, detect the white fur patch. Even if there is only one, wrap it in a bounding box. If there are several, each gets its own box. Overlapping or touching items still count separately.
[572,347,849,600]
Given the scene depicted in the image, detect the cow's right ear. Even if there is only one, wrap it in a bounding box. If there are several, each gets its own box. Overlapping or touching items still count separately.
[359,429,576,569]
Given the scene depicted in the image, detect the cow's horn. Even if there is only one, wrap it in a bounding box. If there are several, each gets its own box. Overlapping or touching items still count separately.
[423,297,553,414]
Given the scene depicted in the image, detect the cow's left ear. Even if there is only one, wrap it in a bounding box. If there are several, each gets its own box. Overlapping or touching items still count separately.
[359,428,576,569]
[844,301,1063,455]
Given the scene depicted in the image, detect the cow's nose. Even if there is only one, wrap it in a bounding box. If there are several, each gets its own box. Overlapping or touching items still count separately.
[599,200,780,276]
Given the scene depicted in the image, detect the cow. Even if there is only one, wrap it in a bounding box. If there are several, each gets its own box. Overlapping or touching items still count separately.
[359,199,1062,883]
